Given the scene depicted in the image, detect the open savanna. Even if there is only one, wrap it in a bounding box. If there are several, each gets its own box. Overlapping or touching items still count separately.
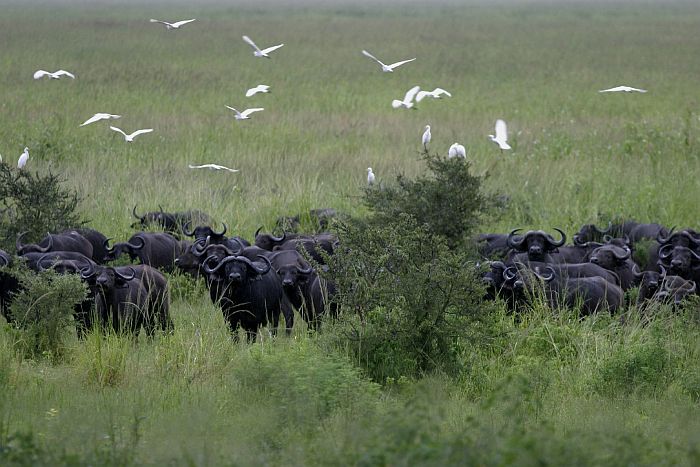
[1,1,699,465]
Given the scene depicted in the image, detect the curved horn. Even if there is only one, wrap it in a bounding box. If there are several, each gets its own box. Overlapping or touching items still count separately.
[296,262,314,274]
[212,222,227,237]
[687,280,697,295]
[182,220,195,237]
[603,234,613,243]
[547,228,567,248]
[192,236,211,256]
[202,254,230,274]
[33,234,53,253]
[103,237,114,253]
[16,231,28,252]
[254,226,263,238]
[0,254,8,267]
[506,229,525,250]
[233,255,272,275]
[228,237,246,254]
[612,246,631,261]
[690,249,700,261]
[126,235,145,250]
[114,267,136,281]
[658,244,674,260]
[132,205,144,220]
[37,254,56,271]
[270,231,286,243]
[657,226,675,245]
[533,266,555,282]
[658,264,667,279]
[631,263,643,279]
[596,222,612,234]
[80,262,96,279]
[159,205,164,214]
[503,266,518,281]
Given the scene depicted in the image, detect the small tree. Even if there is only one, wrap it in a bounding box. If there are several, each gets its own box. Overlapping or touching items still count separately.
[0,163,82,250]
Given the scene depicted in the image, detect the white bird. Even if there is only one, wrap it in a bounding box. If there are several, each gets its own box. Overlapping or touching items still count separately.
[18,147,29,169]
[149,18,196,30]
[245,84,270,97]
[598,85,647,93]
[488,119,511,150]
[448,143,466,159]
[416,88,452,102]
[242,35,284,58]
[33,69,75,80]
[110,126,153,142]
[80,113,121,127]
[225,105,264,120]
[422,125,431,150]
[367,167,376,186]
[361,50,416,73]
[391,85,421,109]
[188,164,239,173]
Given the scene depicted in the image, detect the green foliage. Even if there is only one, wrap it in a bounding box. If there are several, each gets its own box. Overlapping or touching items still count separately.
[7,266,86,362]
[326,214,493,381]
[364,153,494,249]
[0,164,82,249]
[74,330,131,388]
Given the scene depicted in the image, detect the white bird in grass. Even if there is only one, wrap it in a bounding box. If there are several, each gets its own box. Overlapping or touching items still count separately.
[598,85,647,93]
[242,35,284,58]
[422,125,431,150]
[488,119,511,151]
[110,126,153,142]
[149,18,196,30]
[18,147,29,169]
[361,50,416,73]
[245,84,270,97]
[188,164,239,173]
[391,85,421,109]
[367,167,376,186]
[225,105,264,120]
[80,113,121,127]
[33,69,75,80]
[448,143,466,159]
[416,88,452,102]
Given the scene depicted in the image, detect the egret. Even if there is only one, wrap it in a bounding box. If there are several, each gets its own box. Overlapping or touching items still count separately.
[416,88,452,102]
[149,18,196,30]
[599,85,647,93]
[367,167,376,186]
[245,84,270,97]
[361,50,416,73]
[448,143,466,159]
[422,125,431,151]
[488,119,511,151]
[242,35,284,58]
[33,70,75,80]
[18,147,29,169]
[80,113,121,127]
[110,126,153,142]
[391,85,421,109]
[225,105,264,120]
[188,164,239,173]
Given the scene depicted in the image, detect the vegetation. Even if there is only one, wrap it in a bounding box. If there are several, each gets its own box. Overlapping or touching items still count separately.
[0,1,699,465]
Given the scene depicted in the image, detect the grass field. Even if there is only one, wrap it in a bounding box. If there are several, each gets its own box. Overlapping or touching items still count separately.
[1,1,700,465]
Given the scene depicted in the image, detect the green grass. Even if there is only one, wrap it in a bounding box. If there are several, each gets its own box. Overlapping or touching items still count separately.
[1,1,700,465]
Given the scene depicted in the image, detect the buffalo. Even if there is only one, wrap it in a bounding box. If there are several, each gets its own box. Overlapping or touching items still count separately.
[476,233,510,260]
[506,228,566,262]
[589,244,640,290]
[105,232,187,272]
[62,228,109,263]
[131,205,212,234]
[0,250,20,322]
[16,231,93,259]
[657,244,700,284]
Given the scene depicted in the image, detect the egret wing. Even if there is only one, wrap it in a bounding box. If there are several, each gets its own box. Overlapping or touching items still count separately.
[261,43,284,55]
[171,19,196,28]
[110,126,127,137]
[54,70,75,79]
[391,99,403,109]
[403,85,421,103]
[130,129,154,138]
[150,19,171,26]
[495,119,508,142]
[242,35,262,52]
[433,87,452,97]
[386,57,416,70]
[415,91,430,102]
[33,70,50,79]
[80,114,103,126]
[240,108,264,118]
[361,50,385,67]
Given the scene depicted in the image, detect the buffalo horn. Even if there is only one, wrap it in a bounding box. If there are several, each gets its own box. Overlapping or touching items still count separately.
[546,228,567,248]
[80,262,96,279]
[503,266,518,281]
[236,255,272,275]
[506,229,525,250]
[254,226,263,238]
[126,235,146,250]
[202,255,227,274]
[656,226,675,245]
[182,220,195,237]
[533,266,555,282]
[296,263,314,274]
[132,205,144,220]
[612,246,631,261]
[115,267,136,281]
[16,231,28,253]
[213,222,227,237]
[658,244,674,260]
[103,237,114,253]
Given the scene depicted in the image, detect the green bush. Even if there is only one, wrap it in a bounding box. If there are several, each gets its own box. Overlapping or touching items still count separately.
[0,163,82,249]
[7,266,86,362]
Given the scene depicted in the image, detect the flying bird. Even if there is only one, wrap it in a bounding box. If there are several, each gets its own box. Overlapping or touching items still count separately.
[448,143,466,159]
[391,85,421,109]
[488,119,511,151]
[245,84,270,97]
[18,147,29,169]
[33,69,75,80]
[149,19,196,30]
[361,50,416,73]
[416,88,452,102]
[598,85,648,93]
[110,126,153,142]
[80,113,121,127]
[422,125,431,150]
[367,167,376,186]
[242,35,284,58]
[188,164,239,173]
[225,105,264,120]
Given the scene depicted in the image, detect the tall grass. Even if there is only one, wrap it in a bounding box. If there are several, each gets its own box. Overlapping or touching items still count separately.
[1,1,699,465]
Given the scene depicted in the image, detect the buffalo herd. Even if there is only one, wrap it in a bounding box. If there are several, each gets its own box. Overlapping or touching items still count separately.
[0,208,697,341]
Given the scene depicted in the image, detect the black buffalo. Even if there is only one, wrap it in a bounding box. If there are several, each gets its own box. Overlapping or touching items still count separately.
[268,249,325,327]
[506,228,566,262]
[62,228,109,263]
[131,205,212,234]
[105,232,186,272]
[16,231,93,259]
[589,245,640,290]
[0,250,20,322]
[203,254,292,342]
[657,244,700,284]
[274,233,338,265]
[572,223,611,245]
[475,234,510,259]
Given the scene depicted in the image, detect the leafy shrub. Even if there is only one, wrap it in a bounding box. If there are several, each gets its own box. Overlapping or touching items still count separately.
[7,266,86,362]
[363,152,495,249]
[324,214,494,381]
[0,163,82,250]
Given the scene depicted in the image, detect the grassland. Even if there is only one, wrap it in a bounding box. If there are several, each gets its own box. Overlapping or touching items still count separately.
[0,1,699,465]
